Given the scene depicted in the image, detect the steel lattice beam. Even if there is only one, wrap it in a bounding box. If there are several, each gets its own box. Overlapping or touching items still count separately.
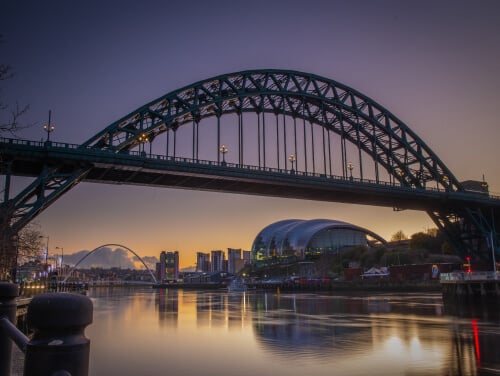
[82,69,459,192]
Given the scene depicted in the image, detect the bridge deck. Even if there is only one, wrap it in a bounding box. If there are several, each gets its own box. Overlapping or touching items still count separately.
[2,138,500,211]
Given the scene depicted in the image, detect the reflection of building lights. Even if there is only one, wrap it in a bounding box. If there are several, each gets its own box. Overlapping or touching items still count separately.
[377,334,445,371]
[471,319,481,366]
[384,336,404,355]
[409,337,423,357]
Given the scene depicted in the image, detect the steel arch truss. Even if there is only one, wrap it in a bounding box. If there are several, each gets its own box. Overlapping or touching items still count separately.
[83,69,460,192]
[81,69,498,260]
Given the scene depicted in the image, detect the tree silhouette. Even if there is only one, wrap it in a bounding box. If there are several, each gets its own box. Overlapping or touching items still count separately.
[0,35,30,136]
[390,230,408,242]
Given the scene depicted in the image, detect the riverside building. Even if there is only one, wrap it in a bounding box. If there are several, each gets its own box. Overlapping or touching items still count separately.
[210,250,225,272]
[251,219,385,267]
[158,251,179,281]
[196,252,210,272]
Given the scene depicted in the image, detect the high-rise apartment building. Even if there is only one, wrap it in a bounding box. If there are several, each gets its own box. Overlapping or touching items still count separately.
[210,250,224,272]
[242,250,251,265]
[196,252,210,272]
[159,251,179,281]
[227,248,242,274]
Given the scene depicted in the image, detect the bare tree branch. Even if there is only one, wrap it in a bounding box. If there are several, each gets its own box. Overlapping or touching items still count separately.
[0,101,31,135]
[0,35,33,136]
[0,64,13,81]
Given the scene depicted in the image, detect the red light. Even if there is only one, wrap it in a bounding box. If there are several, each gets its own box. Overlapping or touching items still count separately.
[465,256,472,273]
[471,319,481,366]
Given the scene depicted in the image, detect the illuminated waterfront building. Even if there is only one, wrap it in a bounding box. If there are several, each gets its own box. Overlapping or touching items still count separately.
[251,219,385,267]
[159,251,179,281]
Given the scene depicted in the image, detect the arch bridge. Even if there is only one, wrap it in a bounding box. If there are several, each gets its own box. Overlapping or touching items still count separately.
[62,244,158,284]
[1,69,499,276]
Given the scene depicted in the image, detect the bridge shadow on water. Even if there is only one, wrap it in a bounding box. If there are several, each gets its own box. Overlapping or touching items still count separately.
[443,297,500,322]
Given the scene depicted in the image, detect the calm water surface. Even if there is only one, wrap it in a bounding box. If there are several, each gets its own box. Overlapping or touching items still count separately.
[85,287,500,376]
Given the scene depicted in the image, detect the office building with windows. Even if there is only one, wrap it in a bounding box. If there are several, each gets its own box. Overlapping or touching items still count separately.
[196,252,210,272]
[211,250,225,272]
[159,251,179,281]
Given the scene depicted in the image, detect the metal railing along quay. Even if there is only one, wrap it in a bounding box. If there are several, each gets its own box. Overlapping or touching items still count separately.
[440,271,499,281]
[440,272,500,299]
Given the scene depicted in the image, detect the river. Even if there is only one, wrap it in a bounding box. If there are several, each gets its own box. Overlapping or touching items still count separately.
[85,287,499,376]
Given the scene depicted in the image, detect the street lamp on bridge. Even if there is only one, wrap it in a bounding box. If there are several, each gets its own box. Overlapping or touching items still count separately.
[347,162,354,181]
[219,144,228,165]
[43,110,55,142]
[138,133,150,156]
[288,154,296,174]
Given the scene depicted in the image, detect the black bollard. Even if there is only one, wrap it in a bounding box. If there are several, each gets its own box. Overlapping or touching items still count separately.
[24,293,93,376]
[0,282,19,376]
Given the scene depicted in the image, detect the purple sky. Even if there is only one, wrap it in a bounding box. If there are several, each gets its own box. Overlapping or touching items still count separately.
[2,0,500,267]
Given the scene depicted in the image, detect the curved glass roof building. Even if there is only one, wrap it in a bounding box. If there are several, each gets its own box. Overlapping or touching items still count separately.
[251,219,385,267]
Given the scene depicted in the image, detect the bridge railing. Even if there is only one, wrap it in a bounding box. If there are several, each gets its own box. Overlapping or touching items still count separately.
[110,148,440,191]
[2,137,500,200]
[440,271,499,281]
[0,137,80,149]
[106,149,500,199]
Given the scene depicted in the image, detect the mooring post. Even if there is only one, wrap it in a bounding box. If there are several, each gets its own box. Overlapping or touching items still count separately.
[0,282,19,376]
[24,292,93,376]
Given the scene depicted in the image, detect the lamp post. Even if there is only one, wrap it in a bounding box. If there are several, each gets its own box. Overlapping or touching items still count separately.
[43,110,55,142]
[481,174,489,191]
[138,133,149,156]
[219,144,228,165]
[56,246,64,276]
[39,236,49,277]
[347,162,354,181]
[288,154,296,173]
[441,175,449,190]
[394,167,405,186]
